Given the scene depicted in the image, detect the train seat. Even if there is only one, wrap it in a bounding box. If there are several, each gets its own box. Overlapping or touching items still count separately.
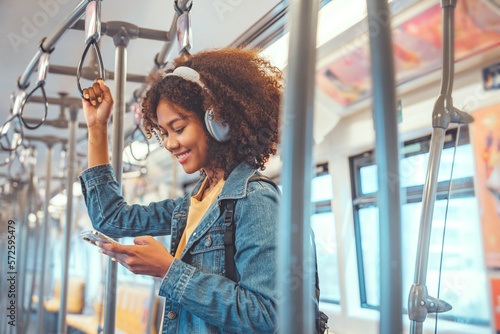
[66,283,158,334]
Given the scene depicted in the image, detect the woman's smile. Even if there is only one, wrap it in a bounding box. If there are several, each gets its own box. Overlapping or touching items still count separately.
[156,100,210,175]
[175,150,191,164]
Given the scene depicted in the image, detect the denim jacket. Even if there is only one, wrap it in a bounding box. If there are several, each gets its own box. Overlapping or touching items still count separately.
[79,162,280,333]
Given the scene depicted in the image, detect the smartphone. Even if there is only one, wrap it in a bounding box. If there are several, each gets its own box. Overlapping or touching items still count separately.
[80,229,119,247]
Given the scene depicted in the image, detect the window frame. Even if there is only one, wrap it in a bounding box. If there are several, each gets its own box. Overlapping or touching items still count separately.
[348,126,489,326]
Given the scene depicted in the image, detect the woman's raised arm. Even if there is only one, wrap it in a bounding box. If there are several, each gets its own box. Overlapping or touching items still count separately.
[82,79,114,168]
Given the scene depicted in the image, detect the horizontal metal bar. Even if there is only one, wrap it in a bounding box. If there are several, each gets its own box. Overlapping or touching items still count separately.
[137,27,169,41]
[24,135,68,146]
[72,20,169,42]
[49,65,147,83]
[18,0,91,89]
[28,95,81,107]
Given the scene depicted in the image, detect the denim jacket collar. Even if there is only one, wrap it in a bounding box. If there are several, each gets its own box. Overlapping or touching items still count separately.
[175,162,257,258]
[190,161,257,201]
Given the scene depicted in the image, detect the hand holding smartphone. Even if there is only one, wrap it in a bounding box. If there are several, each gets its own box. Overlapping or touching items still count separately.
[80,229,119,247]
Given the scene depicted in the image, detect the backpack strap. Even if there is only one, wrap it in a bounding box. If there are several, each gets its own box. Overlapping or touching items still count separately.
[311,228,329,333]
[223,199,237,280]
[223,173,279,281]
[248,174,280,193]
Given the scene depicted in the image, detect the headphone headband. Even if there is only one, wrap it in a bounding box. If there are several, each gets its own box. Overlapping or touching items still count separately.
[161,66,231,142]
[162,66,206,90]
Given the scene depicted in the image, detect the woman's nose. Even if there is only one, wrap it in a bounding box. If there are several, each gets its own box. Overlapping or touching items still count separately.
[165,135,179,151]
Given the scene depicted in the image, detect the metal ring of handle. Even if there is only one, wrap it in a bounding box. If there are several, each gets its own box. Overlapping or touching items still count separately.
[0,150,13,167]
[174,0,193,15]
[128,126,150,161]
[8,144,28,182]
[0,115,24,152]
[19,82,48,130]
[77,40,105,100]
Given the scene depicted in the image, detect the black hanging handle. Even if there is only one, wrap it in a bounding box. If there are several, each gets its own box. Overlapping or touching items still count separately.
[128,126,150,162]
[19,82,48,130]
[0,115,24,152]
[76,40,105,101]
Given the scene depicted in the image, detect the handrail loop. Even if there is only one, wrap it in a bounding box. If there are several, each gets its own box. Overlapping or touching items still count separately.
[1,91,26,151]
[20,82,48,130]
[129,127,150,162]
[19,39,53,130]
[174,0,193,15]
[76,41,105,100]
[0,150,13,168]
[7,140,30,182]
[128,103,149,161]
[77,0,105,101]
[0,115,24,152]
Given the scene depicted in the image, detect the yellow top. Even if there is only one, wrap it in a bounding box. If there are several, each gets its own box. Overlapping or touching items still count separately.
[174,177,226,259]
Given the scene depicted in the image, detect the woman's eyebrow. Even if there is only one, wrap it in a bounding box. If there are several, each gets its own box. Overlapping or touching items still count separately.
[168,118,184,127]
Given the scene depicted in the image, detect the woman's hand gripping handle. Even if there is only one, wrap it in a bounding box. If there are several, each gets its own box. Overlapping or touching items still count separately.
[82,79,114,168]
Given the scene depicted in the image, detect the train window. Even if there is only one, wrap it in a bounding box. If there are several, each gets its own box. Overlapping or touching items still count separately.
[277,163,341,304]
[312,210,341,303]
[311,166,341,304]
[349,126,490,326]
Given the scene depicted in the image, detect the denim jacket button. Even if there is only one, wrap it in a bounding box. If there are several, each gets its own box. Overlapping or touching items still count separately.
[204,235,212,247]
[167,311,177,320]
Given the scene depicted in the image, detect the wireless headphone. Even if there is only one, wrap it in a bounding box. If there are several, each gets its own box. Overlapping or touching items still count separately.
[162,66,231,142]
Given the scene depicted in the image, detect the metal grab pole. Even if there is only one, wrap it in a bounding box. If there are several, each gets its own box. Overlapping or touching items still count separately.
[18,0,91,89]
[365,1,403,333]
[103,29,129,334]
[36,144,54,334]
[408,1,472,332]
[18,148,36,334]
[57,107,78,334]
[278,0,318,333]
[14,185,27,334]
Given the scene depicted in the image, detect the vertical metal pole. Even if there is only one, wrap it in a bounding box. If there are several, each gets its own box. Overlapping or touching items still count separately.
[18,148,36,334]
[278,0,318,333]
[15,187,26,334]
[37,144,54,334]
[103,30,129,334]
[409,2,457,332]
[57,107,78,334]
[365,1,403,333]
[25,209,42,334]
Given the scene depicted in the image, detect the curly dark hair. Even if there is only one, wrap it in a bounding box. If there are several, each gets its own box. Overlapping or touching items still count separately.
[141,48,283,180]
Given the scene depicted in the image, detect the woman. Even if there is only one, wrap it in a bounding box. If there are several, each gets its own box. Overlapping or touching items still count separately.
[79,48,282,333]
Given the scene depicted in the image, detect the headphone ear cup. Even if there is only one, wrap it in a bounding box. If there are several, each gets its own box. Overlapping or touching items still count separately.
[205,109,230,142]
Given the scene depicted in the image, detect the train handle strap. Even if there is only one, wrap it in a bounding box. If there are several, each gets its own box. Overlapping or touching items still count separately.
[128,103,149,161]
[77,0,105,101]
[1,92,26,151]
[128,127,150,162]
[1,116,24,152]
[20,82,48,130]
[19,50,50,130]
[76,41,105,101]
[174,0,193,15]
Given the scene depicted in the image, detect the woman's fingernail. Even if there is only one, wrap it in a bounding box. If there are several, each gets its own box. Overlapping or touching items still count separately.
[98,97,102,103]
[98,249,103,254]
[111,257,117,262]
[92,100,96,106]
[84,94,89,99]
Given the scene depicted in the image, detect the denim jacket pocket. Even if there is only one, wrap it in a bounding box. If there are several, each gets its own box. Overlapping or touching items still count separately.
[189,227,225,275]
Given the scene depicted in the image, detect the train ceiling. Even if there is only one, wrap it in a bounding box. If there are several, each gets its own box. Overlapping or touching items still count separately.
[1,0,500,185]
